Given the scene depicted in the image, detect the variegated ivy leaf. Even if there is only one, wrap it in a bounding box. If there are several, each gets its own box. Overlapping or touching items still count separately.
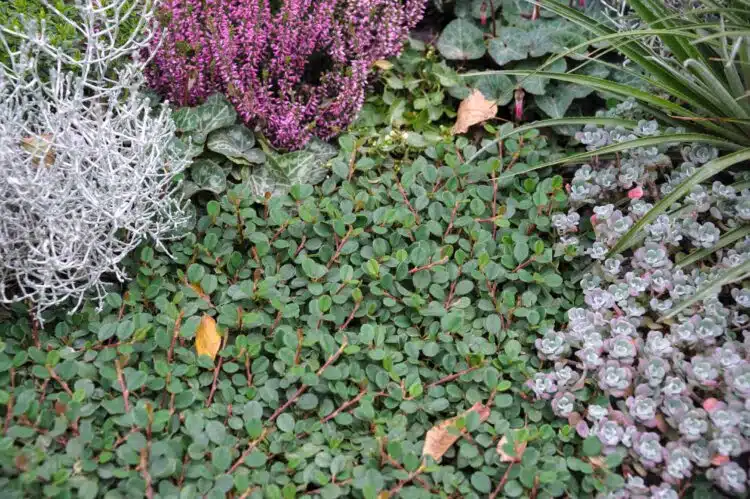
[276,151,328,186]
[246,166,289,198]
[172,94,237,144]
[168,136,204,160]
[466,73,514,106]
[190,159,227,194]
[488,28,530,67]
[304,137,338,165]
[536,85,577,119]
[542,21,589,60]
[249,137,335,198]
[513,58,567,96]
[436,18,486,60]
[207,125,265,165]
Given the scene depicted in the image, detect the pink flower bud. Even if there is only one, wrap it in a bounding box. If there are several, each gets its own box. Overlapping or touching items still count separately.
[513,88,524,121]
[480,1,487,25]
[628,185,644,200]
[702,398,721,412]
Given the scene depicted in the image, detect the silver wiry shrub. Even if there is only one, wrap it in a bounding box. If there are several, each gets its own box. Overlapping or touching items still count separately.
[0,0,189,315]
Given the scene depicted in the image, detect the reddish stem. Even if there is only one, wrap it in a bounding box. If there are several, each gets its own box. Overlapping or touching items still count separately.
[409,256,449,275]
[426,365,481,389]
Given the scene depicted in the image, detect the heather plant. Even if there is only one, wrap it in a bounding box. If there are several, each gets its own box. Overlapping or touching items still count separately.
[530,118,750,497]
[146,0,427,150]
[0,0,190,314]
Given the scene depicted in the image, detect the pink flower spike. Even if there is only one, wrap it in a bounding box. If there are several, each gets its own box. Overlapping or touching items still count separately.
[513,88,524,121]
[578,0,585,7]
[590,214,598,225]
[628,185,644,200]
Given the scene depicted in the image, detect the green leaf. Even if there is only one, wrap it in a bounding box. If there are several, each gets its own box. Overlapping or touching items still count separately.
[467,73,515,106]
[471,472,492,493]
[173,94,237,143]
[191,159,227,194]
[277,413,295,433]
[437,19,486,60]
[207,125,266,165]
[206,420,227,444]
[246,165,288,198]
[211,446,232,472]
[504,339,522,358]
[536,85,576,119]
[488,28,530,66]
[582,436,602,456]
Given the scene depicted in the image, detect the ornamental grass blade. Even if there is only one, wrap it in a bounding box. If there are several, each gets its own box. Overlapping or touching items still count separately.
[195,314,221,360]
[608,148,750,257]
[452,89,497,135]
[423,402,490,461]
[661,259,750,321]
[498,133,739,181]
[677,224,750,269]
[461,117,638,167]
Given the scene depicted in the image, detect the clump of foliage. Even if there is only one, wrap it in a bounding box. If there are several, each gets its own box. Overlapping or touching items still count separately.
[169,94,338,200]
[0,0,189,314]
[532,118,750,497]
[0,0,143,68]
[146,0,427,150]
[433,0,614,122]
[0,42,632,498]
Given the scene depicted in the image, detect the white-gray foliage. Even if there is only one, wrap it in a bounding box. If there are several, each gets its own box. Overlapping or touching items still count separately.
[0,0,189,315]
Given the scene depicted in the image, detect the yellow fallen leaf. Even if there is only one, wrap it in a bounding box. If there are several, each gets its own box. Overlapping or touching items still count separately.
[423,402,490,461]
[496,434,527,463]
[21,134,55,167]
[451,89,497,135]
[195,314,221,360]
[373,59,393,70]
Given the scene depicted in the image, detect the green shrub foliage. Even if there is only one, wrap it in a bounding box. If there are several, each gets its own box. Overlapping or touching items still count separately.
[0,44,632,499]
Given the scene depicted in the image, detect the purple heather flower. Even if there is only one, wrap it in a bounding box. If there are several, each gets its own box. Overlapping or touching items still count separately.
[146,0,426,149]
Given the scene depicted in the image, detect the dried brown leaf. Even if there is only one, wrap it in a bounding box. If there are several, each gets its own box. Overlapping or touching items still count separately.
[451,89,497,135]
[195,314,221,361]
[21,134,55,167]
[423,402,490,461]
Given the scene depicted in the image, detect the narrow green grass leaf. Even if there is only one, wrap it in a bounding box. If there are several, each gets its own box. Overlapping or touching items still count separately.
[677,224,750,268]
[608,148,750,257]
[661,259,750,321]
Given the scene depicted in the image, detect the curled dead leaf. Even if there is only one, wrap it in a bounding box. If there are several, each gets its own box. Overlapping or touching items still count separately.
[496,435,527,463]
[195,314,221,361]
[21,134,55,167]
[423,402,490,461]
[451,89,497,135]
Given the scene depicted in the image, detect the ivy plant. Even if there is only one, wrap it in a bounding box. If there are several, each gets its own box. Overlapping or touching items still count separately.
[433,0,614,123]
[172,94,336,199]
